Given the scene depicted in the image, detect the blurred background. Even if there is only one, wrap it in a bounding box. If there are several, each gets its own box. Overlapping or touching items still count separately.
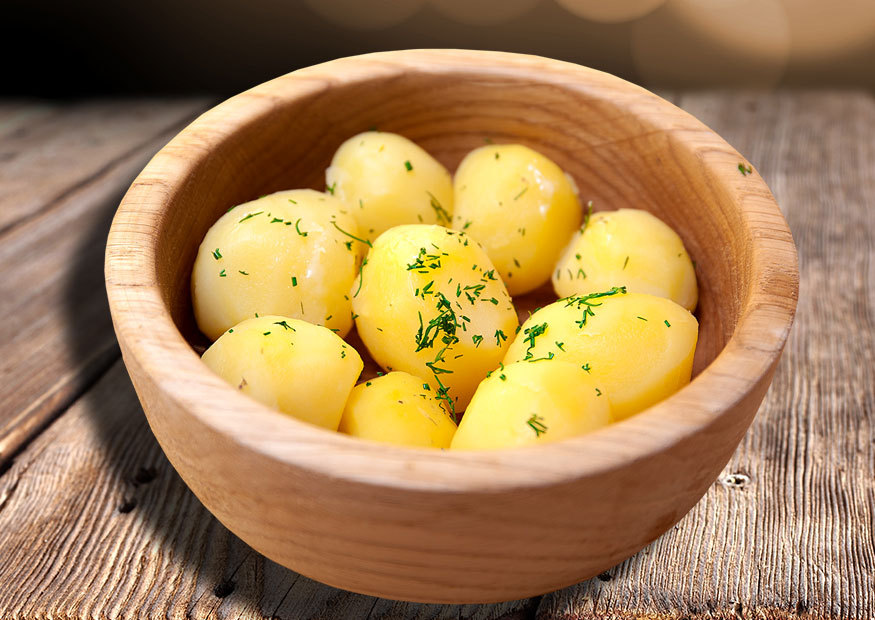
[3,0,875,96]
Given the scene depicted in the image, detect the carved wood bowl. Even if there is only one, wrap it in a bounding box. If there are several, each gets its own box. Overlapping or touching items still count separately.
[105,50,798,603]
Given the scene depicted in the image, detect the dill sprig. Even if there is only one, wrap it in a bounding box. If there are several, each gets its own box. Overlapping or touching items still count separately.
[527,414,548,437]
[563,286,627,329]
[331,219,372,248]
[238,211,262,223]
[522,322,549,360]
[426,191,451,225]
[580,200,593,234]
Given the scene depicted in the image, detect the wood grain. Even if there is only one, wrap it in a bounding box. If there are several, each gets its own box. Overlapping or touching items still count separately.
[539,92,875,619]
[105,50,796,602]
[0,362,536,619]
[0,89,867,617]
[0,100,210,234]
[0,99,210,466]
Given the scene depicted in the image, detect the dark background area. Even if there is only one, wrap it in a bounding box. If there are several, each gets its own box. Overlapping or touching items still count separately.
[3,0,874,97]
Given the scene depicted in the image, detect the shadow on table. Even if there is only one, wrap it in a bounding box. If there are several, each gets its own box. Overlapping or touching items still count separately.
[60,180,558,618]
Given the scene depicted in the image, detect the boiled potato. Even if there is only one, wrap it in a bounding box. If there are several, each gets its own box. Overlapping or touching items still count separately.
[352,224,519,414]
[452,144,581,296]
[325,131,454,242]
[192,189,365,341]
[338,371,457,448]
[450,361,611,450]
[553,208,698,311]
[201,316,363,430]
[504,289,698,420]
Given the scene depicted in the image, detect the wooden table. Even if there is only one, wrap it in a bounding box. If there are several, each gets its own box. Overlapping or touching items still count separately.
[0,92,872,619]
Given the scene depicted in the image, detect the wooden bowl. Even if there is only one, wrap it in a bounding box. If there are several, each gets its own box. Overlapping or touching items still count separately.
[105,50,798,603]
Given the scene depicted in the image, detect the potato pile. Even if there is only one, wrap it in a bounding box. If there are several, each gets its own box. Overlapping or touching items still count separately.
[191,131,699,451]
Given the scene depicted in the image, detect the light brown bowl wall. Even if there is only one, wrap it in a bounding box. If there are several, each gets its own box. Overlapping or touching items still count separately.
[106,50,798,603]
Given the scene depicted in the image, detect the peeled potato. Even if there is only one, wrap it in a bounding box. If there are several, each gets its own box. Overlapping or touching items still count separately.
[352,224,519,414]
[201,316,363,430]
[452,144,581,295]
[192,189,365,341]
[338,371,457,448]
[325,131,454,242]
[553,208,698,311]
[504,290,698,420]
[450,361,611,450]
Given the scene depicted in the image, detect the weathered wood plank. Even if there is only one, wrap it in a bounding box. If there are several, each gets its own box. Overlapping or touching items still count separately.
[0,362,538,620]
[0,100,210,466]
[0,92,871,618]
[0,100,210,234]
[537,92,875,619]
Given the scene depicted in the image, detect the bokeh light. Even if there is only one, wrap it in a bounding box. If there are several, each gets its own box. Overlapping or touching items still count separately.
[428,0,541,25]
[631,0,791,87]
[554,0,666,24]
[780,0,875,60]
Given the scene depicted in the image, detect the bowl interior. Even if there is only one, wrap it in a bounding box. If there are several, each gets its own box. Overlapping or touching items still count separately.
[157,64,744,383]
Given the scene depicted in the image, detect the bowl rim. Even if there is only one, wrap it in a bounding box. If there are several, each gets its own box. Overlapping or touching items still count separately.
[105,49,798,493]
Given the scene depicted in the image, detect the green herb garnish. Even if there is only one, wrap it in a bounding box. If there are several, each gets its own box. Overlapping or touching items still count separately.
[527,414,548,437]
[331,219,372,248]
[238,211,262,223]
[426,191,451,225]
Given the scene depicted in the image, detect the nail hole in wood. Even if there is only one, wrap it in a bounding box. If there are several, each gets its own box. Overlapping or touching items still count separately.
[133,466,158,485]
[213,579,235,598]
[720,472,750,489]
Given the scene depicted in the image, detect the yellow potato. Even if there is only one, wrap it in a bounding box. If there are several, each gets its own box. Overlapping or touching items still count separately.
[325,131,454,242]
[192,189,365,341]
[338,372,457,448]
[352,224,519,414]
[452,144,581,295]
[201,316,363,430]
[504,289,698,420]
[553,208,698,311]
[450,361,611,450]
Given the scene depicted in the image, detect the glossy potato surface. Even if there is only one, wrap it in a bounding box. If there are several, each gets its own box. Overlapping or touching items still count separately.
[339,372,457,448]
[553,208,698,311]
[450,361,612,450]
[201,316,363,430]
[192,189,363,341]
[452,144,581,295]
[352,224,518,413]
[504,290,698,420]
[325,131,454,242]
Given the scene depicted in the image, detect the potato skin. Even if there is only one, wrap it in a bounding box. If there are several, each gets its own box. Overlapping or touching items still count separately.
[201,316,363,430]
[192,189,364,341]
[452,144,581,295]
[352,224,519,413]
[504,290,698,420]
[450,361,611,450]
[553,208,698,311]
[326,131,454,242]
[338,372,457,448]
